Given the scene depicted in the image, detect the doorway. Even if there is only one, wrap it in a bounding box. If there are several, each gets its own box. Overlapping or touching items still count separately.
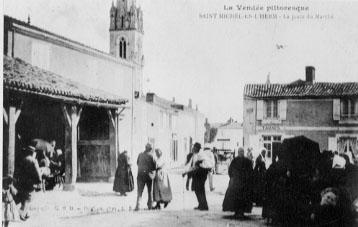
[263,135,282,166]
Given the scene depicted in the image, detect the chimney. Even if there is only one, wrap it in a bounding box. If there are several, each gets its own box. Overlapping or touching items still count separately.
[146,93,154,102]
[305,66,315,83]
[266,73,271,84]
[196,105,198,111]
[188,99,192,108]
[172,97,175,103]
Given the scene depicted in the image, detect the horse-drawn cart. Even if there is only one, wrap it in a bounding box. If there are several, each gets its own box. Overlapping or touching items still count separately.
[214,149,234,175]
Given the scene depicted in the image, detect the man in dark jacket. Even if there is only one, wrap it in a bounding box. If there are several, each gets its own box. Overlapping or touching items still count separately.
[183,142,210,210]
[134,143,156,211]
[14,143,42,221]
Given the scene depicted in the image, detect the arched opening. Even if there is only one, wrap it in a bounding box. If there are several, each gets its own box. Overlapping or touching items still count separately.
[119,37,126,59]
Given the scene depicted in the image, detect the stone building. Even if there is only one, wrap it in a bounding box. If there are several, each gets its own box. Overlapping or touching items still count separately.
[3,0,205,187]
[109,0,144,93]
[132,93,205,165]
[243,66,358,167]
[3,15,132,188]
[210,119,243,152]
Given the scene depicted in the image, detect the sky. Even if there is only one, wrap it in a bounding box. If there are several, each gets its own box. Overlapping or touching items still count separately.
[3,0,358,123]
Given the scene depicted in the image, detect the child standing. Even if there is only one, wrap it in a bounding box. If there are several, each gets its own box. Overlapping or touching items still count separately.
[2,176,20,227]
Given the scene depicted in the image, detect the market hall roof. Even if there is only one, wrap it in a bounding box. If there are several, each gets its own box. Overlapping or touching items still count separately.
[3,56,128,107]
[244,82,358,99]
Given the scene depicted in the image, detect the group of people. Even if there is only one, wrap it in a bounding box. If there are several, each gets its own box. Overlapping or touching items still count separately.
[222,142,358,226]
[113,143,173,211]
[33,139,65,190]
[2,139,65,226]
[4,137,357,226]
[222,147,268,219]
[113,142,217,212]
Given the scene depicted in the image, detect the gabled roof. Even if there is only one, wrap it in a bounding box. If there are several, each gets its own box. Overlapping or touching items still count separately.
[244,82,358,99]
[3,56,127,107]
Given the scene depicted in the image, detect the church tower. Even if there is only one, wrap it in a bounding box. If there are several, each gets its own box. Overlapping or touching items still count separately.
[110,0,144,93]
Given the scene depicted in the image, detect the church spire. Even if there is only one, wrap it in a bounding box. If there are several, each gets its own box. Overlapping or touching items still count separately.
[109,0,143,33]
[110,1,116,30]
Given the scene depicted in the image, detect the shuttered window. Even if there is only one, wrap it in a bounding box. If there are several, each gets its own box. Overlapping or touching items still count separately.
[257,100,264,120]
[341,98,358,120]
[264,100,279,119]
[279,100,287,120]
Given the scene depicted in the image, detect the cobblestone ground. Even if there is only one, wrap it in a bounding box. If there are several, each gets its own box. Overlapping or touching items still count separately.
[10,172,266,227]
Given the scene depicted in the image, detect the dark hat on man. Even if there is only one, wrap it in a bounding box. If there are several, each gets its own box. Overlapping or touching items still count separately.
[145,143,152,151]
[193,142,201,150]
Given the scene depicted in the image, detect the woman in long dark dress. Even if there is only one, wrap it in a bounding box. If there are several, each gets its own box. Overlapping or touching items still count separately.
[223,147,254,219]
[113,151,134,196]
[153,149,172,209]
[253,148,267,206]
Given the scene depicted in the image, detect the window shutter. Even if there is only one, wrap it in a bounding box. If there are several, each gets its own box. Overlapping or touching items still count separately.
[333,99,340,121]
[257,100,264,120]
[328,137,337,151]
[279,100,287,120]
[355,99,358,115]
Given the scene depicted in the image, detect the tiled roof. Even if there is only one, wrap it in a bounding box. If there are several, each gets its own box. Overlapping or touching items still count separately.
[244,82,358,98]
[3,56,127,106]
[146,93,185,110]
[145,93,202,115]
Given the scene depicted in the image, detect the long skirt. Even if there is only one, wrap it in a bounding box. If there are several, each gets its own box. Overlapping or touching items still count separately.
[113,168,134,193]
[223,177,253,213]
[153,169,172,202]
[253,171,265,205]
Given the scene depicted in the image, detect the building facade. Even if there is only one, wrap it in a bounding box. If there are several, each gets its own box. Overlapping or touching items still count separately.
[210,120,243,152]
[109,0,144,96]
[3,12,137,186]
[132,94,205,165]
[3,0,206,186]
[243,67,358,167]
